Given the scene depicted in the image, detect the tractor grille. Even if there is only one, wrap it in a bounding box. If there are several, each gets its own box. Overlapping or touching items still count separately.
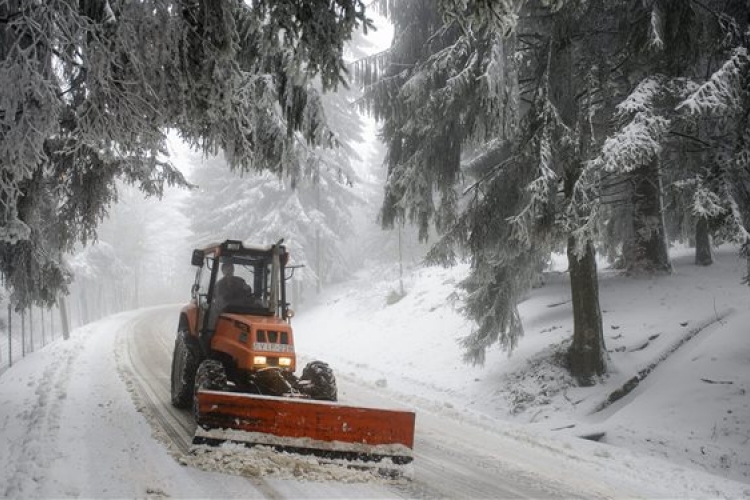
[256,330,288,344]
[253,329,294,353]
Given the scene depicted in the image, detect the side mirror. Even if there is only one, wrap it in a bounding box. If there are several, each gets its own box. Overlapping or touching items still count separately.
[191,249,205,267]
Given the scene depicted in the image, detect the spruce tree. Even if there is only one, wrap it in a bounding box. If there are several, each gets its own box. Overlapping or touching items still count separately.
[357,0,513,240]
[0,0,369,308]
[187,73,366,293]
[596,1,750,274]
[360,0,614,382]
[678,37,750,281]
[358,0,749,383]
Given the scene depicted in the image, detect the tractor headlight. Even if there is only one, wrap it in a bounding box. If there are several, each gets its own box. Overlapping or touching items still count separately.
[253,356,267,366]
[279,357,292,367]
[285,308,295,319]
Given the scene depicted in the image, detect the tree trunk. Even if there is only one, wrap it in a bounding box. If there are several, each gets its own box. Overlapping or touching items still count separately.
[629,158,672,274]
[549,20,607,385]
[695,217,713,266]
[6,303,11,366]
[398,226,405,295]
[59,295,70,341]
[21,310,25,356]
[567,238,606,385]
[40,305,46,345]
[79,288,89,325]
[28,308,33,352]
[316,180,322,295]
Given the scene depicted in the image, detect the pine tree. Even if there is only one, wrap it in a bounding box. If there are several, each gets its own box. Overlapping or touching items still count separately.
[595,1,750,275]
[678,37,750,281]
[359,0,613,381]
[591,76,687,274]
[187,71,366,295]
[66,241,129,325]
[0,0,369,308]
[591,1,699,274]
[357,0,514,240]
[359,0,750,382]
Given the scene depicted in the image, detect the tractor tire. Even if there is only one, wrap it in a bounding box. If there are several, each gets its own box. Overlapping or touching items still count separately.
[300,361,338,402]
[252,368,295,396]
[193,359,228,417]
[195,359,228,392]
[170,330,198,409]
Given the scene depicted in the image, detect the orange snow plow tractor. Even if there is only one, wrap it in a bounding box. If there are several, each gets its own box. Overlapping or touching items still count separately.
[170,240,415,464]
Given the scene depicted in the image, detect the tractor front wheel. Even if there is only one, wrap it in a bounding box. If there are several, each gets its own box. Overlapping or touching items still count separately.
[193,359,228,415]
[300,361,338,401]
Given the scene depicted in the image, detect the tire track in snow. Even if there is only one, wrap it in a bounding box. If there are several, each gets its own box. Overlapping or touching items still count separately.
[118,344,193,455]
[114,309,194,455]
[2,329,89,498]
[115,306,287,499]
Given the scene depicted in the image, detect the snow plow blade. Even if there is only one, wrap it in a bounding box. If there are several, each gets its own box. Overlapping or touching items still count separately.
[193,390,416,464]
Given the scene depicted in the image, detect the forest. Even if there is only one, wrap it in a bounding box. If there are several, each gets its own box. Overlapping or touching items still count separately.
[1,0,749,384]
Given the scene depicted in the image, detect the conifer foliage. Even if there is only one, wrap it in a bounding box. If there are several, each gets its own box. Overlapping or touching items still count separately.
[678,37,750,281]
[360,0,612,381]
[188,150,359,293]
[362,0,750,383]
[356,0,514,240]
[0,0,368,309]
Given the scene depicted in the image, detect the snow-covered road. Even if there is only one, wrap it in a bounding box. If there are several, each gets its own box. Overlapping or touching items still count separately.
[121,306,594,498]
[1,303,745,498]
[2,308,255,498]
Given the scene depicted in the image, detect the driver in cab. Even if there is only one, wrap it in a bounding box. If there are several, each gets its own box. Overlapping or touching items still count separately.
[216,262,252,304]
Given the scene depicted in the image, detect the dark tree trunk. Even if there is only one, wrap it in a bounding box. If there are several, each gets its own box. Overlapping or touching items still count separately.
[629,158,672,274]
[567,238,606,386]
[549,14,608,385]
[695,217,713,266]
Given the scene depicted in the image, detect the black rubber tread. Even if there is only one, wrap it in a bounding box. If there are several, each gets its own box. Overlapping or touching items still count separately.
[195,359,228,392]
[170,329,198,409]
[299,360,338,401]
[194,359,228,417]
[251,368,296,396]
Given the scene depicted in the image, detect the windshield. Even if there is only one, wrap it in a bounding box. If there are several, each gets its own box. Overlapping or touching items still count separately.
[213,254,274,314]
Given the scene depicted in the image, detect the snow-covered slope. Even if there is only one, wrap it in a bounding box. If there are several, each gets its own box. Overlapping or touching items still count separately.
[295,244,750,487]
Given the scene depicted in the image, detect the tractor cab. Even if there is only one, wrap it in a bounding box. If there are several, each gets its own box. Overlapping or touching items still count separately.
[190,240,294,338]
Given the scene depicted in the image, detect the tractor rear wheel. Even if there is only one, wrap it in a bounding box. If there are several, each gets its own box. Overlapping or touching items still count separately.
[300,361,338,401]
[170,330,198,408]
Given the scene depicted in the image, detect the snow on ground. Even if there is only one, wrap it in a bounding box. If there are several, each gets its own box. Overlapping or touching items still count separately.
[295,244,750,487]
[0,309,396,498]
[0,244,748,498]
[0,312,259,498]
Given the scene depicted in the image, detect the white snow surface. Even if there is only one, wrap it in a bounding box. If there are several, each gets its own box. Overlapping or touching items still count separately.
[294,244,750,495]
[0,244,749,498]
